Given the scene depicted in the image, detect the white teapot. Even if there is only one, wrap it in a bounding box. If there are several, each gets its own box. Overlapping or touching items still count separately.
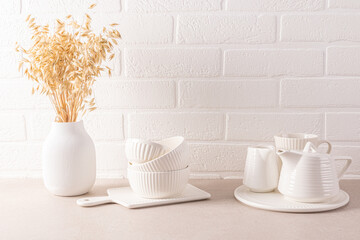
[277,142,352,203]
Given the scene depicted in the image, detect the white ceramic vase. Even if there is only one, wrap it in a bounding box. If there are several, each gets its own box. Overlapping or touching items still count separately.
[42,120,96,196]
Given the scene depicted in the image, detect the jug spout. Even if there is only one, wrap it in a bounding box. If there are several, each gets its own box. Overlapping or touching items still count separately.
[276,149,291,157]
[276,149,302,165]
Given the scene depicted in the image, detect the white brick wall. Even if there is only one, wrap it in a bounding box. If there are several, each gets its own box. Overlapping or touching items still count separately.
[179,80,278,108]
[326,113,360,141]
[226,0,325,11]
[281,14,360,42]
[95,80,176,108]
[224,50,324,77]
[1,0,360,178]
[128,113,225,140]
[281,78,360,107]
[0,114,26,141]
[125,0,222,12]
[125,48,221,77]
[226,113,323,141]
[327,47,360,75]
[328,0,360,9]
[22,0,121,13]
[177,15,276,44]
[0,1,20,15]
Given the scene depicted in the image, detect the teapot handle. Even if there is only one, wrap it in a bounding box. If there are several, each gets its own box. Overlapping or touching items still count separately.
[334,156,352,179]
[317,140,332,153]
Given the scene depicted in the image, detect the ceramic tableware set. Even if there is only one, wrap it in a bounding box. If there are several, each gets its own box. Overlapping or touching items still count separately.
[235,133,352,213]
[126,136,190,198]
[77,136,210,208]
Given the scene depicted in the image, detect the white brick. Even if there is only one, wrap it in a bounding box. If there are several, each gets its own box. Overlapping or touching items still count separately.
[281,14,360,42]
[327,47,360,76]
[0,114,26,141]
[0,143,42,170]
[0,1,20,15]
[281,78,360,108]
[119,15,173,44]
[329,0,360,8]
[0,51,22,78]
[179,80,278,108]
[226,0,324,11]
[95,81,175,109]
[126,0,221,12]
[326,113,360,141]
[331,145,360,175]
[92,14,173,44]
[96,143,127,170]
[224,50,324,77]
[0,80,51,110]
[25,111,54,141]
[85,112,124,141]
[128,113,225,140]
[22,0,121,14]
[189,143,247,171]
[226,113,323,141]
[125,48,221,78]
[0,16,30,47]
[177,15,276,44]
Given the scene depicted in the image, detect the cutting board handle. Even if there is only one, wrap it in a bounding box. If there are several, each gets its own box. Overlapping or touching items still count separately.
[77,196,113,207]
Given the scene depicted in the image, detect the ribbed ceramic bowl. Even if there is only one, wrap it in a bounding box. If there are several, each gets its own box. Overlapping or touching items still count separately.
[125,139,169,164]
[274,133,319,151]
[127,167,190,199]
[128,136,189,172]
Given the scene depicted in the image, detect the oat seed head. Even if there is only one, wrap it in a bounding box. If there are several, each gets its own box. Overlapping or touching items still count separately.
[17,6,121,122]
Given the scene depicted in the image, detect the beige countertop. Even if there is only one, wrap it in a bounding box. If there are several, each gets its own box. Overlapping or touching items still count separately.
[0,179,359,240]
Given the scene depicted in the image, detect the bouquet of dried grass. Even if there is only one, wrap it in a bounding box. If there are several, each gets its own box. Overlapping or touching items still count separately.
[16,4,121,122]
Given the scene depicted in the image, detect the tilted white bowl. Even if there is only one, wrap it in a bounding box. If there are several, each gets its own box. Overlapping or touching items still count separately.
[127,167,190,199]
[128,136,189,172]
[125,139,169,164]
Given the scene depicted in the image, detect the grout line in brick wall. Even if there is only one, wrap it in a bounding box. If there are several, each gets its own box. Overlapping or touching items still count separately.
[275,14,280,43]
[324,47,328,76]
[117,42,360,49]
[6,139,360,145]
[278,78,283,108]
[219,48,224,76]
[321,112,326,138]
[173,80,178,108]
[220,0,225,11]
[224,113,228,141]
[123,112,128,139]
[5,75,360,83]
[3,43,360,53]
[324,112,328,140]
[4,108,360,114]
[172,14,177,44]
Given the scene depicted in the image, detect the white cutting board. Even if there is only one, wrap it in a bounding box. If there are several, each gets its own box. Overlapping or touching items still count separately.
[77,184,211,209]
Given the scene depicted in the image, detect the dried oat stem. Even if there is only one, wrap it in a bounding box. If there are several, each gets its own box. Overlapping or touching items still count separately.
[16,6,121,122]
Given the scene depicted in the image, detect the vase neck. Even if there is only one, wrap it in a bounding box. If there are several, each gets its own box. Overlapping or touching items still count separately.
[50,120,86,135]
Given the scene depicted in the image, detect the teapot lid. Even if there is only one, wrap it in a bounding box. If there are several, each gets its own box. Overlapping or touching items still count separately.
[298,142,331,157]
[277,142,330,157]
[303,142,318,153]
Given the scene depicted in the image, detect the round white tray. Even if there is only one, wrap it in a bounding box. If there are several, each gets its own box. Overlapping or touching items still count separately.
[234,185,349,213]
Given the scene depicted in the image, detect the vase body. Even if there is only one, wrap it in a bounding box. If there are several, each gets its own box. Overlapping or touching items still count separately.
[42,120,96,196]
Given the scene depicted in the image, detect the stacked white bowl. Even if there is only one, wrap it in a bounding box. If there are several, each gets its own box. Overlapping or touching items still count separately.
[126,136,190,199]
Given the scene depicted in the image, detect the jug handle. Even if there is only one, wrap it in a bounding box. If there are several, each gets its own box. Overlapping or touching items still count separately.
[334,156,352,179]
[317,140,332,153]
